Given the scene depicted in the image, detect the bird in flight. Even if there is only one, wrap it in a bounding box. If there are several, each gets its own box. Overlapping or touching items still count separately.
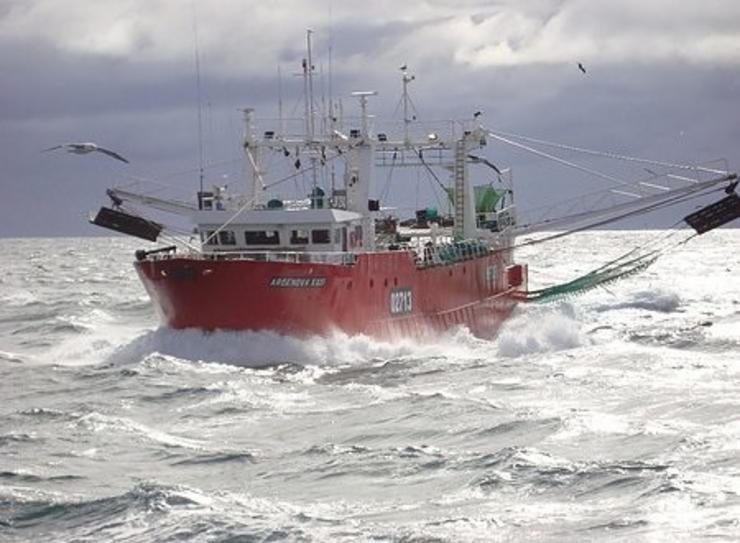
[42,142,129,163]
[578,62,587,74]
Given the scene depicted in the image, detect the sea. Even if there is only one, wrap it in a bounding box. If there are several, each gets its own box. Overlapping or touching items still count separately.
[1,230,739,542]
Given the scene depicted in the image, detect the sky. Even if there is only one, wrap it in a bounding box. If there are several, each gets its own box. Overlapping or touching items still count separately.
[2,0,740,236]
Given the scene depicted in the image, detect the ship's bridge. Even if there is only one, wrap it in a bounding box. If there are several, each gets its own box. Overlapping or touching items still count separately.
[195,208,366,254]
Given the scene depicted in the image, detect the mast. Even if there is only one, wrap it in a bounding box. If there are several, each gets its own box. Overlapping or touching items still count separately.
[401,66,415,147]
[192,8,205,200]
[306,30,316,140]
[303,30,319,192]
[242,108,263,209]
[278,65,285,137]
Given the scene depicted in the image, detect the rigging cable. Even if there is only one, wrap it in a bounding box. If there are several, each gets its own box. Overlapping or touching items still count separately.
[486,131,632,190]
[488,129,728,175]
[379,150,398,203]
[521,224,692,303]
[414,148,448,211]
[510,180,735,302]
[508,178,730,251]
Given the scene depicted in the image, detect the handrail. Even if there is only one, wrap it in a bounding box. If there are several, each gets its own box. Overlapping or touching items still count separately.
[415,240,491,269]
[143,249,358,265]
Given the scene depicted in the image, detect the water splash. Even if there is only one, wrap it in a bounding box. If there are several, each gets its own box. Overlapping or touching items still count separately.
[108,325,493,369]
[495,304,589,358]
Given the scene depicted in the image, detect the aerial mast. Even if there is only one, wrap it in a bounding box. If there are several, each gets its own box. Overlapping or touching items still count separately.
[401,66,415,147]
[278,65,285,137]
[192,7,205,200]
[306,29,316,140]
[304,30,318,192]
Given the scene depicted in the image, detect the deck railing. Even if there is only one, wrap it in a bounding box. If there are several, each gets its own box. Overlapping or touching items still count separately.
[143,249,358,265]
[415,240,492,269]
[140,242,497,268]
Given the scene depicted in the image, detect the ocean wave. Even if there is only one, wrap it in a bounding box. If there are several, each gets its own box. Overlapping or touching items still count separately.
[495,304,590,357]
[0,432,39,447]
[0,350,25,364]
[0,482,321,542]
[39,321,151,367]
[170,451,256,466]
[594,287,682,313]
[1,482,208,533]
[72,412,207,451]
[473,417,563,444]
[11,320,91,337]
[108,325,492,369]
[470,446,670,499]
[17,407,71,420]
[0,470,84,484]
[0,289,40,308]
[0,306,61,325]
[138,385,216,404]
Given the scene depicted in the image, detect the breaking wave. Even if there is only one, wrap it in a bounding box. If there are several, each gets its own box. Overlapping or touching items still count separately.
[495,303,590,358]
[593,287,681,313]
[108,325,491,368]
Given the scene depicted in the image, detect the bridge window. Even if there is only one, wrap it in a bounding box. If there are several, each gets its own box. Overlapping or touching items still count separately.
[290,229,309,245]
[312,229,331,244]
[245,230,280,245]
[218,230,237,245]
[203,231,219,246]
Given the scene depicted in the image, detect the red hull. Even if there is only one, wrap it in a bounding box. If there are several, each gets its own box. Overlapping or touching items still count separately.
[135,250,527,339]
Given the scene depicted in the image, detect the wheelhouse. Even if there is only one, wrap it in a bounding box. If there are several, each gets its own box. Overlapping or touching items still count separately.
[196,207,366,254]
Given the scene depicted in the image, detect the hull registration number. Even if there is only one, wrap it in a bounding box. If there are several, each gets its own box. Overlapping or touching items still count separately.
[390,288,413,315]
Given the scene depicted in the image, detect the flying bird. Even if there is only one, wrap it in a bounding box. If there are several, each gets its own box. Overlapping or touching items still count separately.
[42,142,129,163]
[577,62,587,74]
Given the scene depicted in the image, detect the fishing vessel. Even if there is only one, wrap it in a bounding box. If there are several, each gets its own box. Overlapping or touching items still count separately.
[90,34,740,339]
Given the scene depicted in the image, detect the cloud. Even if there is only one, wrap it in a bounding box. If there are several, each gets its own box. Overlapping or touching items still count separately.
[1,0,739,235]
[3,0,740,77]
[446,0,740,67]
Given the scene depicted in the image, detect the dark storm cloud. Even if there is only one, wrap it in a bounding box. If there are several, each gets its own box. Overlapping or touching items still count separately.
[1,0,740,236]
[0,39,283,123]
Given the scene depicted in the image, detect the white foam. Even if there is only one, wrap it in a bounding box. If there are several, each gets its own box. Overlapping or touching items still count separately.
[0,289,39,307]
[594,287,681,313]
[495,304,589,358]
[41,320,153,367]
[74,412,207,450]
[107,325,494,369]
[554,410,633,441]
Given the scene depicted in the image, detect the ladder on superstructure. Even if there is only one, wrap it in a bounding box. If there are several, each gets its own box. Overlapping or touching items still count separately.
[453,139,467,238]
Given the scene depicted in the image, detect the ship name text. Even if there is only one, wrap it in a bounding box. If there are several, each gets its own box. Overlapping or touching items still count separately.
[269,276,327,288]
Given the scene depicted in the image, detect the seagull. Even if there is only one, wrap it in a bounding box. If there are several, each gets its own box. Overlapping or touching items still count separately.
[577,62,587,74]
[42,142,129,163]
